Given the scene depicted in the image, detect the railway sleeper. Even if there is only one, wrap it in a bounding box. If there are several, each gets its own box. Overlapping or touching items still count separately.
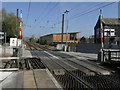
[24,58,46,69]
[71,69,120,89]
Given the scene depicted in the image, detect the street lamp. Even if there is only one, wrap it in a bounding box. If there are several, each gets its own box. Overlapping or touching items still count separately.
[64,10,70,47]
[61,10,70,51]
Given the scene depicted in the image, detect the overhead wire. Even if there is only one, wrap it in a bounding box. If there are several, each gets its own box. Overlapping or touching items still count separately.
[24,0,31,30]
[52,1,117,26]
[31,2,59,30]
[34,2,51,23]
[69,2,117,21]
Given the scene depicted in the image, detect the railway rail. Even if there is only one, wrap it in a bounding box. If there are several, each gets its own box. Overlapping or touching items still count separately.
[24,58,46,70]
[40,51,120,89]
[25,42,120,89]
[2,60,18,69]
[25,41,56,51]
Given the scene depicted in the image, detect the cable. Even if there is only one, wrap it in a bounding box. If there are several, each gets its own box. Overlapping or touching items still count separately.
[53,2,117,26]
[24,0,31,30]
[69,2,116,21]
[34,2,51,23]
[31,2,59,30]
[37,2,59,24]
[70,2,105,18]
[52,2,104,26]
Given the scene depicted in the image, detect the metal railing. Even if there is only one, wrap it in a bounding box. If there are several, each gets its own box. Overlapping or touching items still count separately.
[103,49,120,62]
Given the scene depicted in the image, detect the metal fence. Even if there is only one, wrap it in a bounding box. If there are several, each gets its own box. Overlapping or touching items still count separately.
[103,49,120,62]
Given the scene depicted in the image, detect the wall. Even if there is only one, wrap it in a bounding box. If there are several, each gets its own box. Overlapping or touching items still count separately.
[76,43,120,54]
[40,35,53,45]
[53,33,79,42]
[0,46,13,57]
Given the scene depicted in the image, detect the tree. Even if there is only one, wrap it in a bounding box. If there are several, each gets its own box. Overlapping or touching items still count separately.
[80,36,87,43]
[29,35,36,42]
[1,8,21,42]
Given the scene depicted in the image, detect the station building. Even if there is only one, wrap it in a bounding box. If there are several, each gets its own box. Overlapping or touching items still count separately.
[94,16,120,45]
[40,32,79,45]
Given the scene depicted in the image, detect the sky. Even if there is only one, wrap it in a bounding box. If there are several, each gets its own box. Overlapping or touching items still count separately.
[2,1,119,38]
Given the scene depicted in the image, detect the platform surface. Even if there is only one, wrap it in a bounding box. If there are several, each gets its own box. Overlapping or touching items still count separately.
[33,69,58,88]
[24,70,37,88]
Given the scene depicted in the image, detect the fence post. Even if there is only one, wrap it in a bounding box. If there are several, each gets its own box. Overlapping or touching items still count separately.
[108,50,111,62]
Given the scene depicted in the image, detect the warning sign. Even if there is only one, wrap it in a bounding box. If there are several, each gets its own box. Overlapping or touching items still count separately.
[10,38,17,46]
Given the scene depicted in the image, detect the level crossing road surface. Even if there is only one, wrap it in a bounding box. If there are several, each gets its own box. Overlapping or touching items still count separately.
[1,50,119,89]
[30,50,112,75]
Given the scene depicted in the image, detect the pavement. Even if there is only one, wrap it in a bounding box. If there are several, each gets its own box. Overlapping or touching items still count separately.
[1,69,61,89]
[22,50,32,58]
[0,72,12,82]
[33,69,61,88]
[1,71,23,88]
[60,51,98,60]
[24,70,36,88]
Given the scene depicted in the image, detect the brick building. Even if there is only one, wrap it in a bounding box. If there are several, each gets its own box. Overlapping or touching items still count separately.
[40,32,79,45]
[94,16,120,45]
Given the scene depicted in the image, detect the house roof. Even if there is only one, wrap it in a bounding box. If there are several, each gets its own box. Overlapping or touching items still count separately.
[40,32,80,37]
[52,32,80,35]
[102,18,120,25]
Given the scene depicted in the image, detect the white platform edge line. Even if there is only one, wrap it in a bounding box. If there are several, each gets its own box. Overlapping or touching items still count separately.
[46,69,63,89]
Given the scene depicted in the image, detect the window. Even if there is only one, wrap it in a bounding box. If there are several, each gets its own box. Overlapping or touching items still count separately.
[104,29,115,36]
[70,33,76,40]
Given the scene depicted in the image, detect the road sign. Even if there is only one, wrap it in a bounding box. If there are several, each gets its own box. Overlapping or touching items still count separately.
[10,38,17,46]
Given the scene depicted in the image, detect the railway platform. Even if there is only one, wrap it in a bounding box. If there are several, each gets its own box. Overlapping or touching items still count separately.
[1,69,61,89]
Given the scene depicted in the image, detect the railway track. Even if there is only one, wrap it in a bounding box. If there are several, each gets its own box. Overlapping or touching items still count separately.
[35,51,120,89]
[2,60,18,69]
[32,51,93,89]
[25,42,120,89]
[24,58,46,70]
[25,41,56,51]
[47,51,112,75]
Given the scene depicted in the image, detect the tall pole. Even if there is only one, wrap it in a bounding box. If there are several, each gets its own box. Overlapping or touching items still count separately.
[66,12,69,46]
[20,9,22,47]
[61,14,64,44]
[16,9,18,38]
[100,9,104,50]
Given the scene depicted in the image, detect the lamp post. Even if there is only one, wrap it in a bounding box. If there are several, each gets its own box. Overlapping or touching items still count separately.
[61,13,64,44]
[64,10,70,47]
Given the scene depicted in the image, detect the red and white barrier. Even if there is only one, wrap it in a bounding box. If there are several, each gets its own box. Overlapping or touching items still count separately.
[100,9,104,50]
[19,9,22,47]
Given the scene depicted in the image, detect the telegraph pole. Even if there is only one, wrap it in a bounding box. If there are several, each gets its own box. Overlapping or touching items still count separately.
[61,14,64,44]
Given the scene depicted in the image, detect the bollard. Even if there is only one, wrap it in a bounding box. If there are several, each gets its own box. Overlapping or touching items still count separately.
[64,45,67,52]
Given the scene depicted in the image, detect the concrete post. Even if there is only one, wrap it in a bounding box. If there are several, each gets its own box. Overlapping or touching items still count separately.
[61,14,64,44]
